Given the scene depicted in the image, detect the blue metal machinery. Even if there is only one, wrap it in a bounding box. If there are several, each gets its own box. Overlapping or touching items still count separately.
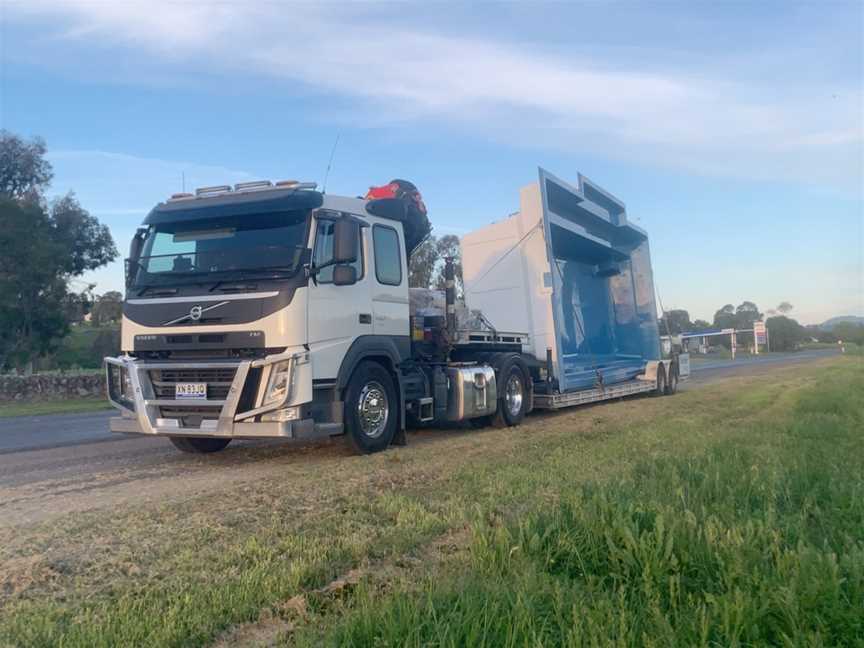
[537,169,660,391]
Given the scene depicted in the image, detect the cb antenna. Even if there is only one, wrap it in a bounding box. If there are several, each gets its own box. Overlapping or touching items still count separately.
[322,132,341,194]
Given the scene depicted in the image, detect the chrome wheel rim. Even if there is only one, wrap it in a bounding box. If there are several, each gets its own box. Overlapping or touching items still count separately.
[357,381,389,438]
[505,373,523,417]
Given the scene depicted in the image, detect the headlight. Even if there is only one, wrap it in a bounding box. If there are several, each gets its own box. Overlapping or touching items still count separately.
[106,361,135,410]
[263,360,293,406]
[121,366,133,399]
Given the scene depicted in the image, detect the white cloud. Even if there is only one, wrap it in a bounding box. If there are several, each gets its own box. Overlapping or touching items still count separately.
[9,1,864,190]
[46,149,254,211]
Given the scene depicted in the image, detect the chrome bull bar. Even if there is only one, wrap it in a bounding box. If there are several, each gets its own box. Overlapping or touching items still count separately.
[104,352,313,439]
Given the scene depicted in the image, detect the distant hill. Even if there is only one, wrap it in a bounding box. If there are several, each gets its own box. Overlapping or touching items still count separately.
[820,316,864,330]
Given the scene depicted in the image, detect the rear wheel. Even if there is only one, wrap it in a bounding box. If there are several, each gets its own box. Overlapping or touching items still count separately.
[655,365,667,396]
[491,358,528,428]
[169,437,231,454]
[665,364,679,395]
[344,361,398,454]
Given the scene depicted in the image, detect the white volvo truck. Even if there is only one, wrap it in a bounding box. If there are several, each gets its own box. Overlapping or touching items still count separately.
[106,169,687,453]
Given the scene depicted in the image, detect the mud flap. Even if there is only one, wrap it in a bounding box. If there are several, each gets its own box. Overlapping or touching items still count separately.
[391,426,408,446]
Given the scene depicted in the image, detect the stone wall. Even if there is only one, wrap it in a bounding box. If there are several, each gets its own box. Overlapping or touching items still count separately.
[0,373,106,401]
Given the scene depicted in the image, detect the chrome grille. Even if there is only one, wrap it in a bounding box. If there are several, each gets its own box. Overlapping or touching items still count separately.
[149,366,237,400]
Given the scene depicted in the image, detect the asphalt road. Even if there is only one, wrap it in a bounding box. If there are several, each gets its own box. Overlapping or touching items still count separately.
[0,349,842,527]
[0,349,840,456]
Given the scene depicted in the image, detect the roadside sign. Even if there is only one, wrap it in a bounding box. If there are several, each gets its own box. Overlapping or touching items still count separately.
[753,321,767,345]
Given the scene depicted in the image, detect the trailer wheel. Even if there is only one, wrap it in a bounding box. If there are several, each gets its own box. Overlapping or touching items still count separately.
[654,365,667,396]
[492,358,528,428]
[344,361,397,454]
[665,364,679,395]
[169,437,231,454]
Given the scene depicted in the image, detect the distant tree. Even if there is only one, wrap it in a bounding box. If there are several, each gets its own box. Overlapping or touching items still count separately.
[90,327,121,360]
[432,234,463,294]
[815,329,837,344]
[407,233,463,295]
[63,284,96,325]
[766,315,806,351]
[659,309,692,334]
[833,322,864,346]
[0,195,117,371]
[0,130,53,201]
[777,301,794,315]
[733,302,762,348]
[91,291,123,326]
[713,304,736,330]
[408,237,438,289]
[0,132,117,370]
[735,301,762,328]
[691,319,712,331]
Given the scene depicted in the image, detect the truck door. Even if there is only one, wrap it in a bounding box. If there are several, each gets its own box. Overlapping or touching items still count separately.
[307,216,371,380]
[370,223,409,337]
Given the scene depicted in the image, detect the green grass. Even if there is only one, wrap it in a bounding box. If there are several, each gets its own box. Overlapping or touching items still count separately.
[0,397,112,418]
[304,363,864,647]
[0,358,860,647]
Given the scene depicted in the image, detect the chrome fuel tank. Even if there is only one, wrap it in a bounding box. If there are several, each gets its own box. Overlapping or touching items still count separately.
[445,366,497,421]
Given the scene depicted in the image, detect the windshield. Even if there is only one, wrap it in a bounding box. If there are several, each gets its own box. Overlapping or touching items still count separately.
[129,210,308,289]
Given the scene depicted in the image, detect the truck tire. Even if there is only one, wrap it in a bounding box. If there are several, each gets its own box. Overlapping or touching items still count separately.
[169,437,231,453]
[344,361,398,454]
[655,365,667,396]
[665,364,679,395]
[491,357,529,428]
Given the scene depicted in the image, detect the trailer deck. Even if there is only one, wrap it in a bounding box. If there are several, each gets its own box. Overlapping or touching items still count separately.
[534,375,656,409]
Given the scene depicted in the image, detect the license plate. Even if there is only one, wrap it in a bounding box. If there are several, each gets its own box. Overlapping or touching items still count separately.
[175,383,207,400]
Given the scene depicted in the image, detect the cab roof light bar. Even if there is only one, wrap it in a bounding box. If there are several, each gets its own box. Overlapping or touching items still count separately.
[166,180,319,202]
[195,184,233,197]
[234,180,273,192]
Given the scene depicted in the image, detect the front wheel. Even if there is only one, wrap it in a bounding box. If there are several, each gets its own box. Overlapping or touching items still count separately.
[169,437,231,454]
[344,361,398,454]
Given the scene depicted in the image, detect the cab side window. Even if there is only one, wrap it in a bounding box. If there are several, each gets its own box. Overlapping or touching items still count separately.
[313,219,363,283]
[372,225,402,286]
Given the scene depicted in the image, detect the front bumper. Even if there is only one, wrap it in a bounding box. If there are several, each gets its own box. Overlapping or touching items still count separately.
[105,352,331,440]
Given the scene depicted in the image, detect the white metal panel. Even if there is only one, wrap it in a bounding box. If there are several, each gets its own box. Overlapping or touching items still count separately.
[307,218,373,380]
[461,183,555,364]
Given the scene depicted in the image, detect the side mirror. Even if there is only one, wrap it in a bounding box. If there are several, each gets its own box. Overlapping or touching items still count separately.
[333,264,357,286]
[126,228,148,288]
[129,227,147,261]
[333,219,359,264]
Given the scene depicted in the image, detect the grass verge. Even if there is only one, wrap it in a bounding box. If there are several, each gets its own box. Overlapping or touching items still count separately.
[311,364,863,646]
[0,397,112,419]
[0,358,860,646]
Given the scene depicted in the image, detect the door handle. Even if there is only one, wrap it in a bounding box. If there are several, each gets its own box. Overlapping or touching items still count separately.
[359,313,372,324]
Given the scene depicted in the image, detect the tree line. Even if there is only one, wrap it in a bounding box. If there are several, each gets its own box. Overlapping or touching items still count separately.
[0,130,118,372]
[658,301,861,351]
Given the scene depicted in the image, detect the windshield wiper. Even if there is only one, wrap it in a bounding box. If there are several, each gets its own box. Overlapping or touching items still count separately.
[136,285,179,297]
[209,280,258,293]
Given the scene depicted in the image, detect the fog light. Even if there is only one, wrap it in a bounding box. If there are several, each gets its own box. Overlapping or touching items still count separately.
[262,406,301,422]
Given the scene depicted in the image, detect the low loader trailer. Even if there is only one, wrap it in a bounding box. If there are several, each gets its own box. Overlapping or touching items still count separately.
[106,169,687,454]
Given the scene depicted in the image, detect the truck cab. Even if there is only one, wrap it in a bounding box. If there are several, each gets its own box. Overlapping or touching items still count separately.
[108,181,422,453]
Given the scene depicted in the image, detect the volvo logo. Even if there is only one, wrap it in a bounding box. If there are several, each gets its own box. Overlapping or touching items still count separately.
[162,301,229,326]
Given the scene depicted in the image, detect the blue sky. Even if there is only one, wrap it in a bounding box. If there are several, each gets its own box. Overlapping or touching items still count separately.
[1,1,861,325]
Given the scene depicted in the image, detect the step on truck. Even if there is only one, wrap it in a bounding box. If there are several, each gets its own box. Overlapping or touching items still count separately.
[106,168,687,454]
